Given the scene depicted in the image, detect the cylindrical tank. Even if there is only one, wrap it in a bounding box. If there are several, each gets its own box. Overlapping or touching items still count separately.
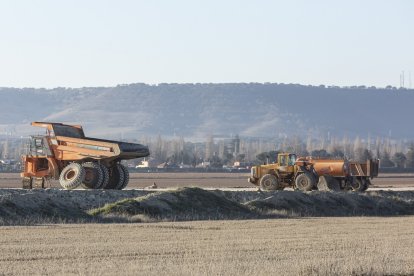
[310,159,349,177]
[296,157,350,177]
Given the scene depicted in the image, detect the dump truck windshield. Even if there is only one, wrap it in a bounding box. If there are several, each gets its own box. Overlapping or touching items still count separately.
[52,125,84,138]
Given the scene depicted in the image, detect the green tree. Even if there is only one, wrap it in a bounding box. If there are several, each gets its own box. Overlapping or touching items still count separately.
[405,143,414,169]
[311,149,331,158]
[392,152,406,168]
[380,151,394,168]
[256,151,278,164]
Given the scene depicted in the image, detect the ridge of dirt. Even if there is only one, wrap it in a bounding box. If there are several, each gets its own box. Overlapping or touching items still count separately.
[1,188,414,225]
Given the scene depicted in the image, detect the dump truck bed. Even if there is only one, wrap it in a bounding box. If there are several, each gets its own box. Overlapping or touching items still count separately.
[52,135,149,162]
[28,122,149,162]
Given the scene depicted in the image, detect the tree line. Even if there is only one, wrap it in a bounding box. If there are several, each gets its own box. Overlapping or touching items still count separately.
[1,134,414,170]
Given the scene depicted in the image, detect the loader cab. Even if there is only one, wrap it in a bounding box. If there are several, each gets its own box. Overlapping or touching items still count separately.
[278,153,297,166]
[277,153,297,173]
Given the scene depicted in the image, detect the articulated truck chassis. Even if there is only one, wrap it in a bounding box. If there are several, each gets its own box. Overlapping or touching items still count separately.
[248,153,379,192]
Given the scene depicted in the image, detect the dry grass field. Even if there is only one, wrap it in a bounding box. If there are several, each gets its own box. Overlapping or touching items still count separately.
[1,172,414,189]
[0,217,413,275]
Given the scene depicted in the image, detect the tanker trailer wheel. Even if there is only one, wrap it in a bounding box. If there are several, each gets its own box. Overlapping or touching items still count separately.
[361,179,370,191]
[116,164,130,190]
[59,163,85,190]
[97,164,109,189]
[81,162,103,189]
[259,174,282,191]
[104,164,125,189]
[352,178,366,192]
[295,172,315,191]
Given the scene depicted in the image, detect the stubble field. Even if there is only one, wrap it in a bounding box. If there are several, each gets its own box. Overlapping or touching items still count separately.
[1,217,414,275]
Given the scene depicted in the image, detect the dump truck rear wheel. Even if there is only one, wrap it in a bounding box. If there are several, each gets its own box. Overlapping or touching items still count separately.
[259,174,282,191]
[295,173,315,191]
[81,162,103,189]
[97,164,109,189]
[104,164,125,189]
[116,164,130,190]
[59,163,85,190]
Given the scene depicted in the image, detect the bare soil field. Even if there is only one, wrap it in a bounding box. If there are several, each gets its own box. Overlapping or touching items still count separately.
[1,172,414,189]
[1,217,414,275]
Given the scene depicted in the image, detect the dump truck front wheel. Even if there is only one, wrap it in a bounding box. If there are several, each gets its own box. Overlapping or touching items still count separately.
[22,177,33,189]
[259,174,282,191]
[59,163,85,190]
[295,173,315,191]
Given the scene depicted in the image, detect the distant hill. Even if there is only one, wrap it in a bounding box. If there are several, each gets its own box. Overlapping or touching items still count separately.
[0,83,412,140]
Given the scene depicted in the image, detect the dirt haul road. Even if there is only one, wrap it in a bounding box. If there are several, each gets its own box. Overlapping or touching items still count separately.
[0,172,414,190]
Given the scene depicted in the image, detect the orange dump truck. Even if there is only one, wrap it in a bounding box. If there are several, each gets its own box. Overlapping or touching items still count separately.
[248,153,379,191]
[21,122,150,190]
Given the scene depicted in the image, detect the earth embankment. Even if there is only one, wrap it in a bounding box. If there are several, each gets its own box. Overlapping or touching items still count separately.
[1,188,414,225]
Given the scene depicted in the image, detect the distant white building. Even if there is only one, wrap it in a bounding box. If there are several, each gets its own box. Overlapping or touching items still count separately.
[136,158,159,168]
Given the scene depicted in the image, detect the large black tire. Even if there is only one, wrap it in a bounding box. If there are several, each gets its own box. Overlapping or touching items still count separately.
[362,179,370,191]
[33,177,45,188]
[81,162,103,189]
[295,172,315,191]
[22,177,33,189]
[59,163,85,190]
[259,174,283,191]
[97,164,109,189]
[104,164,125,189]
[352,178,366,192]
[116,164,130,190]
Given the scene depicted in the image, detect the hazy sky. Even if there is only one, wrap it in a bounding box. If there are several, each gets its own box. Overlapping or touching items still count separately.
[0,0,412,88]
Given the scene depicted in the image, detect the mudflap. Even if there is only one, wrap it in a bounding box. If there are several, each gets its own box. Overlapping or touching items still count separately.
[317,175,340,191]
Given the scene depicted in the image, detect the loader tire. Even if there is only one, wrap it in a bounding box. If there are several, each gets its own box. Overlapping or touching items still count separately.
[352,178,366,192]
[259,174,282,191]
[81,162,103,189]
[97,164,109,189]
[104,164,125,189]
[317,175,340,191]
[295,172,315,191]
[116,164,130,190]
[59,163,85,190]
